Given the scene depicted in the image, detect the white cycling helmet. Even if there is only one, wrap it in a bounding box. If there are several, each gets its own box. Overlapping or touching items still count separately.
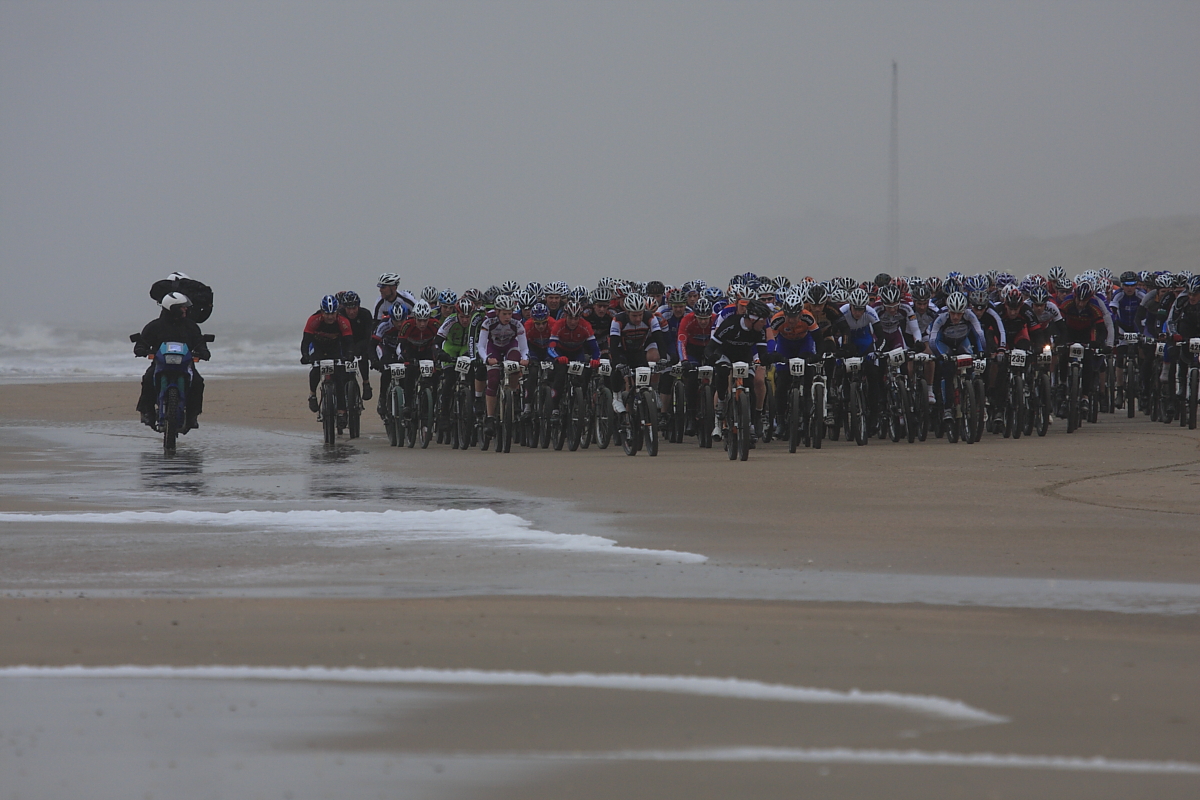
[411,300,433,320]
[493,294,517,312]
[623,293,646,313]
[945,292,968,313]
[378,272,400,287]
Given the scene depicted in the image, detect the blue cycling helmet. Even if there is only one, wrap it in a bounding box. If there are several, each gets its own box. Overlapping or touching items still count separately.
[703,286,724,301]
[390,300,408,320]
[530,302,550,320]
[438,289,458,306]
[320,294,339,313]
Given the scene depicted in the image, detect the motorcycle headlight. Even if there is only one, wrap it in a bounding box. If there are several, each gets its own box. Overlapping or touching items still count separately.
[164,354,183,365]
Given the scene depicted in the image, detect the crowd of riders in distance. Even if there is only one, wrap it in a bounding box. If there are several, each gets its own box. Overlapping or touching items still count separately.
[300,266,1200,448]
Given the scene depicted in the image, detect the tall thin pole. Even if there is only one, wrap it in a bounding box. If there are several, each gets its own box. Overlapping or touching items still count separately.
[888,61,900,276]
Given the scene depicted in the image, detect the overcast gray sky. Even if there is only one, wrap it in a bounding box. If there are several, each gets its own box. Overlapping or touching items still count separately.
[2,1,1198,327]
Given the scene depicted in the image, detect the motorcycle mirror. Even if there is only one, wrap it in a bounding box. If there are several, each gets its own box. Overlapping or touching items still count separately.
[203,334,216,342]
[129,333,142,343]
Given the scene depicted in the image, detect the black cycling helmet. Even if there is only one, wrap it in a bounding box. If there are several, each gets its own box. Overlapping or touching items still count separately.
[1120,271,1138,286]
[874,272,892,288]
[745,299,770,320]
[806,283,828,305]
[645,280,665,296]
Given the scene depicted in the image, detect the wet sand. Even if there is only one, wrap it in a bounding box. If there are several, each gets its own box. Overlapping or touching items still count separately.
[2,378,1198,798]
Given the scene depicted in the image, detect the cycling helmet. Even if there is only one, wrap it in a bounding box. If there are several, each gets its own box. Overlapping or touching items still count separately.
[666,288,687,305]
[968,290,990,308]
[996,272,1015,288]
[483,285,501,303]
[945,292,968,313]
[589,286,614,304]
[910,283,931,301]
[745,299,771,320]
[703,286,724,302]
[548,280,570,296]
[1003,285,1024,308]
[1188,275,1200,295]
[874,272,892,288]
[597,276,617,290]
[461,288,482,304]
[1173,273,1190,289]
[390,299,408,320]
[419,286,438,304]
[1028,286,1050,305]
[807,283,828,305]
[1119,271,1138,286]
[1154,273,1173,290]
[1178,269,1194,282]
[457,299,475,317]
[623,293,646,313]
[966,274,989,294]
[525,281,543,297]
[757,281,777,300]
[985,269,999,286]
[1047,266,1066,284]
[925,276,942,294]
[411,300,433,321]
[320,294,339,314]
[847,288,870,309]
[879,285,903,306]
[493,294,516,312]
[782,293,804,315]
[340,290,361,307]
[644,280,665,296]
[161,292,192,316]
[1098,267,1113,284]
[563,299,584,317]
[530,302,549,320]
[1074,280,1095,302]
[693,297,713,317]
[571,285,589,301]
[830,287,850,305]
[501,280,520,295]
[512,290,530,309]
[377,272,400,287]
[438,289,458,306]
[774,275,792,289]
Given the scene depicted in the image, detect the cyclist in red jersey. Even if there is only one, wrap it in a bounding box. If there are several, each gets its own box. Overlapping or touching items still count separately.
[548,301,601,417]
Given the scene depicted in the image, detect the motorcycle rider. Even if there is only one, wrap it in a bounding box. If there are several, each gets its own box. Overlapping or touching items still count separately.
[135,292,211,430]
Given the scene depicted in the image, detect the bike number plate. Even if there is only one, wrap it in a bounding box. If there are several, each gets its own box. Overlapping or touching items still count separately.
[455,356,472,374]
[887,348,906,367]
[697,365,713,382]
[389,363,406,377]
[419,359,435,377]
[568,361,585,376]
[1123,332,1139,345]
[845,357,863,373]
[789,358,805,376]
[320,360,337,375]
[1155,343,1166,357]
[1191,338,1200,354]
[597,359,612,376]
[1009,349,1027,368]
[731,361,750,379]
[635,366,652,387]
[504,360,521,375]
[1069,343,1085,360]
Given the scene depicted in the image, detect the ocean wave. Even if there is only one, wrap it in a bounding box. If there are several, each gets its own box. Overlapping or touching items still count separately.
[0,324,303,382]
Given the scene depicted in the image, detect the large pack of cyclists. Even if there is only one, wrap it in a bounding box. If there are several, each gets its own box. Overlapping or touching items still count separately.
[299,267,1200,457]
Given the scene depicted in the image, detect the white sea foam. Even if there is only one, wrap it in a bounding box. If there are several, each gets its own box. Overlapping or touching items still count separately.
[533,746,1200,774]
[0,508,707,562]
[0,665,1002,723]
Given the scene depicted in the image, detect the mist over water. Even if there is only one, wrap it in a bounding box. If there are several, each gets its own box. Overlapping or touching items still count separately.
[2,2,1198,331]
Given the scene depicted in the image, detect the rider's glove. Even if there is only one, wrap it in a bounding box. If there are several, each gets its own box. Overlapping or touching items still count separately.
[556,356,569,365]
[1172,334,1183,343]
[589,359,600,369]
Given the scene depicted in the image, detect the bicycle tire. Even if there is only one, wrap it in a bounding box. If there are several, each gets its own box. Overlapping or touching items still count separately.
[345,381,361,440]
[419,388,433,449]
[1189,369,1199,430]
[737,391,750,461]
[321,386,337,445]
[595,386,614,449]
[642,390,660,457]
[788,387,802,453]
[566,387,582,451]
[810,383,825,450]
[698,387,714,449]
[913,379,929,442]
[1011,374,1024,440]
[851,383,868,447]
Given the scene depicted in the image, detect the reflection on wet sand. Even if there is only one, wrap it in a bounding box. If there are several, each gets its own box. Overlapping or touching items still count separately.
[139,449,205,495]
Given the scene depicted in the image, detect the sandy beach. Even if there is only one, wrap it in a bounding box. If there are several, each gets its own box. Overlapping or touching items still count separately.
[2,377,1198,799]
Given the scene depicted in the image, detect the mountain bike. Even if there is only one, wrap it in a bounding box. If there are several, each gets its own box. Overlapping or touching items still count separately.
[591,359,615,449]
[723,360,753,461]
[998,349,1027,439]
[842,356,869,447]
[1062,343,1087,433]
[1179,337,1200,430]
[1118,332,1140,418]
[1027,344,1053,437]
[910,351,931,442]
[404,359,436,449]
[782,357,808,453]
[880,347,913,443]
[620,366,659,456]
[336,356,363,440]
[383,362,406,446]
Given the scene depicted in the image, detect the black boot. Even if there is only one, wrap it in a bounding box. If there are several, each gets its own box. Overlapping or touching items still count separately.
[362,382,373,401]
[308,395,319,413]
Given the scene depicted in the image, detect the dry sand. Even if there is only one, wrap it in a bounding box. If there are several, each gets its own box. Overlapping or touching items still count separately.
[2,377,1198,798]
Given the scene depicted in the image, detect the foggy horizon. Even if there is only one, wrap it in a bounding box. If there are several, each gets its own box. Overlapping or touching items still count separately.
[3,1,1198,329]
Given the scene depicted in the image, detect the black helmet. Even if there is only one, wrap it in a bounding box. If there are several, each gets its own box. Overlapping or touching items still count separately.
[645,280,665,296]
[745,299,770,320]
[874,272,892,288]
[1120,271,1138,286]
